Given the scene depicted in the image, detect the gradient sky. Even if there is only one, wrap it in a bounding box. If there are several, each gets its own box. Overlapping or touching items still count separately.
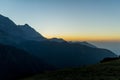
[0,0,120,41]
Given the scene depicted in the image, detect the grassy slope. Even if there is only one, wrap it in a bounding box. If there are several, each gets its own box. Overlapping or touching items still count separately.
[21,59,120,80]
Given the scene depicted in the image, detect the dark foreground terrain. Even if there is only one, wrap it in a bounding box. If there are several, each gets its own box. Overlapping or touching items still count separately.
[21,59,120,80]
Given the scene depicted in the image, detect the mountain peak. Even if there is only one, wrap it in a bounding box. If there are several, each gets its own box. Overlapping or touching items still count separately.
[49,38,66,43]
[0,14,46,43]
[24,24,30,27]
[0,14,16,27]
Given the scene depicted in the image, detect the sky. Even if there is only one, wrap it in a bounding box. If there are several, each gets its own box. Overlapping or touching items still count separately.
[0,0,120,42]
[0,0,120,55]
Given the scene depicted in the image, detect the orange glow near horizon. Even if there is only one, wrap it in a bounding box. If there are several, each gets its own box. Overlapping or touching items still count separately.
[44,34,120,42]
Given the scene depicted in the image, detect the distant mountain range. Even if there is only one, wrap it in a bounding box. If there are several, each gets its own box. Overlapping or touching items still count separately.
[69,41,97,48]
[0,14,117,79]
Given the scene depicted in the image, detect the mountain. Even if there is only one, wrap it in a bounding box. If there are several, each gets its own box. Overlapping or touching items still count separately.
[0,14,117,69]
[0,43,54,80]
[17,24,45,41]
[20,40,117,68]
[69,41,97,48]
[21,58,120,80]
[0,14,46,45]
[49,38,66,43]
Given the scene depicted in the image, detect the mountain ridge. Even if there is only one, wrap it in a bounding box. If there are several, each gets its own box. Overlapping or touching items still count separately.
[0,14,46,45]
[0,14,117,79]
[19,40,117,68]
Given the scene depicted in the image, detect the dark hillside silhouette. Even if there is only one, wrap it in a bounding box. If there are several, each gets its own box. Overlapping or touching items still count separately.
[0,44,54,80]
